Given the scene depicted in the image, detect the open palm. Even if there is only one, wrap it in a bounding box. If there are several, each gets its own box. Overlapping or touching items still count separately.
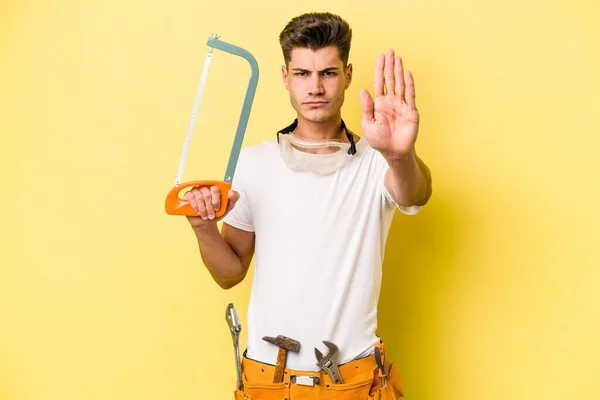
[359,50,420,160]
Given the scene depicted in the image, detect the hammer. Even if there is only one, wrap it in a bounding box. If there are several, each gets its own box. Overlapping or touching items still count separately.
[262,335,301,383]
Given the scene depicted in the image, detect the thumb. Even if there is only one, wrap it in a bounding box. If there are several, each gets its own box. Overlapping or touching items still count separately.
[359,89,375,126]
[225,189,240,213]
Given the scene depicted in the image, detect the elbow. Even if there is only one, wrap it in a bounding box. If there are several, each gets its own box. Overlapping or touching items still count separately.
[408,168,433,207]
[216,272,247,290]
[412,155,432,206]
[420,177,433,205]
[218,280,240,290]
[210,255,252,290]
[394,181,432,208]
[414,183,432,206]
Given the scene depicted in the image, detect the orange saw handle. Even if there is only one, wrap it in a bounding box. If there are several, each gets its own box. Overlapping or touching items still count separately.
[165,180,232,217]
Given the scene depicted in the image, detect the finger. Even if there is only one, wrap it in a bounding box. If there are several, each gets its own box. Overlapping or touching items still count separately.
[373,53,385,96]
[405,70,416,109]
[359,89,375,125]
[189,187,209,219]
[395,56,405,101]
[184,190,200,215]
[225,190,240,213]
[199,186,214,219]
[210,185,221,212]
[385,50,395,96]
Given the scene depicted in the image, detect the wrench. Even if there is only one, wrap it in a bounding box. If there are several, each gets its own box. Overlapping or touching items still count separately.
[225,303,243,391]
[314,341,344,384]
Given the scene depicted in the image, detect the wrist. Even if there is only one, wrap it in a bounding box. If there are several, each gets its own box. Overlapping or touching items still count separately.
[190,219,220,236]
[382,148,416,168]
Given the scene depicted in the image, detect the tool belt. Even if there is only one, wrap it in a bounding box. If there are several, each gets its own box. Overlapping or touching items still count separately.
[233,348,404,400]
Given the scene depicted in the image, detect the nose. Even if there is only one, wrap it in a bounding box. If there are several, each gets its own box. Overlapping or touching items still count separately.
[308,74,324,96]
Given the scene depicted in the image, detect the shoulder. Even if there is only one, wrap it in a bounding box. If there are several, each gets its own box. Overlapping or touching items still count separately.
[235,140,280,174]
[239,140,278,161]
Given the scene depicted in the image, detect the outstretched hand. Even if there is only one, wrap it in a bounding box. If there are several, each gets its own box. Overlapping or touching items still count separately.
[359,50,420,160]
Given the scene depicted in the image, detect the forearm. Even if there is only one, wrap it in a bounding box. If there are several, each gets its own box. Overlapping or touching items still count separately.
[384,150,432,206]
[192,223,247,289]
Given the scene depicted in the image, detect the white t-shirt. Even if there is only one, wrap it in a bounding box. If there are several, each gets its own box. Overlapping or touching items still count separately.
[223,136,420,371]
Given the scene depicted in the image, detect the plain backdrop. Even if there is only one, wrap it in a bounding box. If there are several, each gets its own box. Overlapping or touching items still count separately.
[1,0,599,399]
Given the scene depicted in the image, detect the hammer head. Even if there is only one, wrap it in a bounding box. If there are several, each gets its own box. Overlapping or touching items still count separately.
[262,335,301,353]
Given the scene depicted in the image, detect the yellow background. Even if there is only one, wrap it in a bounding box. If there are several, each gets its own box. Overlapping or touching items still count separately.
[1,0,599,399]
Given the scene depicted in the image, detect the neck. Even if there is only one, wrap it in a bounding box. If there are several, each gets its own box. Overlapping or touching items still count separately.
[294,115,348,142]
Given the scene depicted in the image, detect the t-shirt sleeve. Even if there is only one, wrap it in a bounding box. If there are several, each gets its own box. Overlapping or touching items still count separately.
[374,151,423,216]
[222,151,255,232]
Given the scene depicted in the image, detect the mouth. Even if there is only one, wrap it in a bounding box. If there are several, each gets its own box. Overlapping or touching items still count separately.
[304,101,328,107]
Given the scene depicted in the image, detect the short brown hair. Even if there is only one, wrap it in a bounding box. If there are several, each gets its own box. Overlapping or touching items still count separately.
[279,12,352,67]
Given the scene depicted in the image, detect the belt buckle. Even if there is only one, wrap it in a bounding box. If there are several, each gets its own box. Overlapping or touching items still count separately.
[291,375,320,386]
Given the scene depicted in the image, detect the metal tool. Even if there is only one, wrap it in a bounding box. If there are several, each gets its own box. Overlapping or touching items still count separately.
[374,346,387,386]
[226,303,243,391]
[314,341,343,384]
[165,34,259,217]
[262,335,301,383]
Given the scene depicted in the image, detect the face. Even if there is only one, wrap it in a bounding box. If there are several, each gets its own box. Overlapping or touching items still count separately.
[282,46,352,124]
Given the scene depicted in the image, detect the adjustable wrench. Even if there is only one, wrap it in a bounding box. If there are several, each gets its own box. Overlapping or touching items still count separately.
[226,303,243,391]
[314,341,344,384]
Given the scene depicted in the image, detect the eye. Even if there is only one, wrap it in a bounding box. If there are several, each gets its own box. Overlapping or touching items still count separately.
[323,71,337,77]
[294,72,307,76]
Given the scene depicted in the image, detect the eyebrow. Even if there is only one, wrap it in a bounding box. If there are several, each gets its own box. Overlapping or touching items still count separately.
[291,67,339,73]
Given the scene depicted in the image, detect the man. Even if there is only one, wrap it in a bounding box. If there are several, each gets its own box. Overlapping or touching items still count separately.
[184,12,431,399]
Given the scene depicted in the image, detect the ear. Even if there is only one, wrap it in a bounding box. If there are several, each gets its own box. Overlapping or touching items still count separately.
[345,63,353,89]
[281,65,290,91]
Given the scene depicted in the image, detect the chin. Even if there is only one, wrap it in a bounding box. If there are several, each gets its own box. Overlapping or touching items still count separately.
[300,110,335,124]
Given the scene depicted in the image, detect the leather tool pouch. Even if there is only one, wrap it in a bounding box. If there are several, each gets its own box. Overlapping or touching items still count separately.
[367,359,405,399]
[234,351,405,400]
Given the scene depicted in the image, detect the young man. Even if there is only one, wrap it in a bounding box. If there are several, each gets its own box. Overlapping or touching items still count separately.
[184,12,431,399]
